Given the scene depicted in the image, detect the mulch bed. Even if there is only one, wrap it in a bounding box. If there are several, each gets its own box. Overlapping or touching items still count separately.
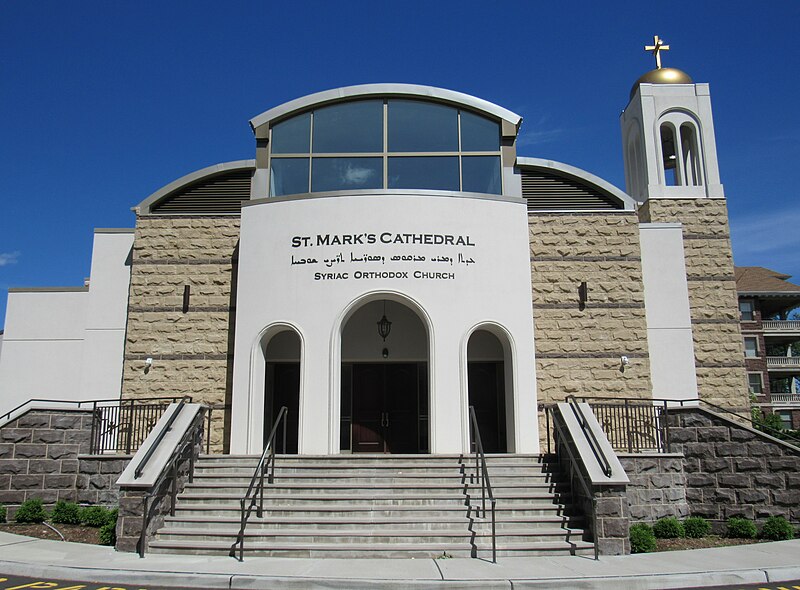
[0,522,101,545]
[656,536,765,551]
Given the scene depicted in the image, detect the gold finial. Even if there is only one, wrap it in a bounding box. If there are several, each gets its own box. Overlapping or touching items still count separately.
[644,35,670,69]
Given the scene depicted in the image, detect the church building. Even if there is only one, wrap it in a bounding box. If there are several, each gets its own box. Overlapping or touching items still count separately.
[0,39,750,457]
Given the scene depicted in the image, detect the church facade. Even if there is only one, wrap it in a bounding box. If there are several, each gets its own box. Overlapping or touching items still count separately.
[0,58,750,455]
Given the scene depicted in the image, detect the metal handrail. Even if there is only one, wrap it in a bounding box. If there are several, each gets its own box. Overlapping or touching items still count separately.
[0,395,187,424]
[134,398,188,479]
[546,405,600,561]
[578,396,800,449]
[230,406,288,561]
[565,396,613,478]
[467,406,497,563]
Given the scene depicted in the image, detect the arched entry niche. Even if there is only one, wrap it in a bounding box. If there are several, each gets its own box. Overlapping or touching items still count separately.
[467,327,515,453]
[339,298,429,454]
[262,329,301,453]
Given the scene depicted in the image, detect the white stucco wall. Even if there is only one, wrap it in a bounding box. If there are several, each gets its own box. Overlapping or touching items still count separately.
[0,289,88,415]
[0,229,133,417]
[639,223,698,401]
[79,230,134,400]
[230,192,539,455]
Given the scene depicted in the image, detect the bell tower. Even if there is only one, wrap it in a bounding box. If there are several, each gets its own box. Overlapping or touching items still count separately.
[623,36,749,413]
[621,35,724,201]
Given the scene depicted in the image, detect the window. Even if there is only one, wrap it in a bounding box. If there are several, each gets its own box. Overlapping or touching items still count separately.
[739,300,755,321]
[744,337,759,358]
[657,113,704,188]
[777,411,792,430]
[748,373,763,395]
[268,99,502,196]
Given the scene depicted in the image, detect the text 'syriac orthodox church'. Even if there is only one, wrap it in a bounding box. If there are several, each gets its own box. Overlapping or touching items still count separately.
[0,37,749,456]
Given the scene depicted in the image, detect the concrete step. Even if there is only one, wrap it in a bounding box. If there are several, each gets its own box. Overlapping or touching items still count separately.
[172,504,577,519]
[180,481,567,495]
[154,526,587,545]
[151,453,589,559]
[148,539,594,558]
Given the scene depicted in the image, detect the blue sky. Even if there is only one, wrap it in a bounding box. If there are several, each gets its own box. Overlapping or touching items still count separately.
[1,1,798,328]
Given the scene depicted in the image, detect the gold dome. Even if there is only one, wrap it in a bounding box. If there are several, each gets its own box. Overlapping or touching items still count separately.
[630,67,693,99]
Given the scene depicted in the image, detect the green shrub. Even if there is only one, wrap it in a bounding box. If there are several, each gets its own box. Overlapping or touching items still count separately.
[15,498,48,524]
[630,523,657,553]
[683,517,711,539]
[652,517,685,539]
[99,522,116,546]
[98,506,119,546]
[51,501,81,525]
[0,504,6,523]
[727,517,757,539]
[760,516,794,541]
[79,506,113,528]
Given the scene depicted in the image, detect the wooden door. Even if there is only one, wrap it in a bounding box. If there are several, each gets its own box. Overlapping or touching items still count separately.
[351,364,386,453]
[384,364,419,453]
[468,362,507,453]
[265,362,300,453]
[350,363,421,453]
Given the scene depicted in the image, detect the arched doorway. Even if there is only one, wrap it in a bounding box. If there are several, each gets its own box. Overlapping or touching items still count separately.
[340,299,429,453]
[467,329,513,453]
[263,330,301,453]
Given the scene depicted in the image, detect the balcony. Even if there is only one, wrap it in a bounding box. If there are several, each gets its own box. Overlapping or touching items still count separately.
[762,320,800,335]
[766,356,800,370]
[770,393,800,406]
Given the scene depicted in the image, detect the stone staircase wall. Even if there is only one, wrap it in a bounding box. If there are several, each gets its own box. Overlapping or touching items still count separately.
[668,407,800,530]
[0,409,128,518]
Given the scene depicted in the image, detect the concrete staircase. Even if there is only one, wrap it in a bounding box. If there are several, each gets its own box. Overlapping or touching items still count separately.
[148,454,592,558]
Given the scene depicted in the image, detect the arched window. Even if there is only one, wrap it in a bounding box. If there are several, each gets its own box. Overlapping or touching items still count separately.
[657,113,704,188]
[660,123,679,186]
[680,123,702,186]
[268,99,502,197]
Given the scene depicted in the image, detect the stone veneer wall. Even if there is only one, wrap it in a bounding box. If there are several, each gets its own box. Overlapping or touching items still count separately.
[529,212,652,405]
[0,409,128,518]
[618,453,689,523]
[639,199,749,412]
[121,215,239,453]
[669,407,800,529]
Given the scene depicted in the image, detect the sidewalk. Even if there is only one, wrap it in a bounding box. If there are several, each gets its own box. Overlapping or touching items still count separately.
[1,532,799,589]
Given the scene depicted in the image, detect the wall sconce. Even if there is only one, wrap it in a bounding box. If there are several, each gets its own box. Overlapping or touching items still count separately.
[382,348,389,359]
[620,355,630,372]
[578,281,588,311]
[182,285,191,313]
[144,357,153,374]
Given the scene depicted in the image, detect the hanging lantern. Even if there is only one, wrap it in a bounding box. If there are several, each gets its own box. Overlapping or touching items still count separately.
[377,304,392,341]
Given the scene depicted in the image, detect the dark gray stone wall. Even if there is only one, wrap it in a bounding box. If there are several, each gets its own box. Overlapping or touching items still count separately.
[619,453,689,523]
[669,407,800,530]
[0,409,128,518]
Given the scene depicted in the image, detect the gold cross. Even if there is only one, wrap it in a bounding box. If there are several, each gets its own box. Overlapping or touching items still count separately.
[645,35,670,69]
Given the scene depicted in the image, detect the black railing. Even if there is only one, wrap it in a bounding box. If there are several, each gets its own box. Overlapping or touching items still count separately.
[0,396,190,455]
[575,397,670,454]
[91,396,190,455]
[575,396,800,453]
[134,399,187,479]
[467,406,496,563]
[566,396,613,477]
[230,406,288,561]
